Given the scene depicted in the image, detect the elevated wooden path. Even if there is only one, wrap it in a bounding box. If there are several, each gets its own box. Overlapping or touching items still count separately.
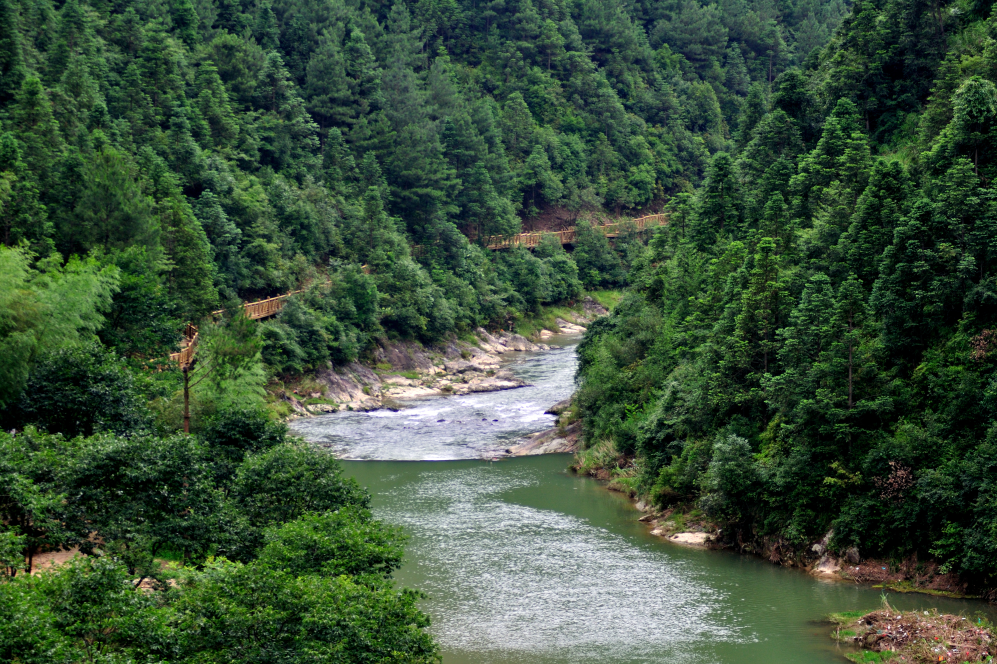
[169,290,303,367]
[481,213,667,250]
[170,214,667,366]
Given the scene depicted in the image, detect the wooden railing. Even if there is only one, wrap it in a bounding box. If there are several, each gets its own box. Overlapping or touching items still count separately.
[481,213,668,250]
[171,331,199,368]
[169,290,303,367]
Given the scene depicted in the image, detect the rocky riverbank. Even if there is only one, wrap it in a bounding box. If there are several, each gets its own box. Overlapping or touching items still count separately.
[629,501,974,596]
[279,297,604,418]
[503,397,581,456]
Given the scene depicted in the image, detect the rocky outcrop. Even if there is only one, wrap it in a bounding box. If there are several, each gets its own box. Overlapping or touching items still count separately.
[285,326,559,416]
[661,532,713,547]
[505,420,581,456]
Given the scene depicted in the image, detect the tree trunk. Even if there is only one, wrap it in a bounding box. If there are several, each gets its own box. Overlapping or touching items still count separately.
[183,365,191,434]
[847,313,854,410]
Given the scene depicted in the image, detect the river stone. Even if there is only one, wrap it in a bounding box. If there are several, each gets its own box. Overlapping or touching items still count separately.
[545,398,572,415]
[498,331,537,351]
[443,359,486,374]
[845,546,861,564]
[474,328,508,353]
[668,532,712,546]
[813,555,841,576]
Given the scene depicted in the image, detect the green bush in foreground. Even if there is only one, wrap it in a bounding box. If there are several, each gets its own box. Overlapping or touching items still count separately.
[0,412,439,663]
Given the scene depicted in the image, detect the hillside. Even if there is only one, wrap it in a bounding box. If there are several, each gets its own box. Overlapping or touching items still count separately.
[574,0,997,592]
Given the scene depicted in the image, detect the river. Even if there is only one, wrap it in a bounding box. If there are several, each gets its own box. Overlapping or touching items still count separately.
[290,336,993,664]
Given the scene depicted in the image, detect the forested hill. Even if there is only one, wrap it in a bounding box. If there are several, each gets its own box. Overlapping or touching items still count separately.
[575,0,997,589]
[0,0,841,335]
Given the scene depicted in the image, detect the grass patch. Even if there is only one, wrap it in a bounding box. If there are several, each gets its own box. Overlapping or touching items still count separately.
[571,440,619,476]
[514,305,576,339]
[873,581,980,599]
[846,651,897,663]
[304,397,338,406]
[375,362,393,371]
[608,475,639,497]
[266,398,295,420]
[586,289,623,310]
[829,611,875,624]
[289,376,326,396]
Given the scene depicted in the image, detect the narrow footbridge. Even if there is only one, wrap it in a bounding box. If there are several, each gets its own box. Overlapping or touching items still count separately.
[170,214,668,366]
[169,290,303,367]
[481,213,668,250]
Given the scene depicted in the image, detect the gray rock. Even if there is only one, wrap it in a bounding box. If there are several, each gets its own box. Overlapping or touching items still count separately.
[497,331,539,351]
[845,546,860,564]
[545,398,572,415]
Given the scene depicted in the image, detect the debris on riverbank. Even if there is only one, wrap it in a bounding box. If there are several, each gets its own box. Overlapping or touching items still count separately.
[829,601,994,663]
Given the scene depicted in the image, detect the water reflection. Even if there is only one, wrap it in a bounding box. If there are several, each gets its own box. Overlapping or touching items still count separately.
[294,336,994,664]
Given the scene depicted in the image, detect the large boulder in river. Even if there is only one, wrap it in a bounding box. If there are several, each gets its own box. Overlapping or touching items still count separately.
[497,331,539,351]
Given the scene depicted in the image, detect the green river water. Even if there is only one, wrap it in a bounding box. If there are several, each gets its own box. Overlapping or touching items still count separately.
[291,338,993,664]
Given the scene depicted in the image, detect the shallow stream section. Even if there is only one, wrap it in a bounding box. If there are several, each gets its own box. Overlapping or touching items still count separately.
[289,337,579,460]
[291,338,993,664]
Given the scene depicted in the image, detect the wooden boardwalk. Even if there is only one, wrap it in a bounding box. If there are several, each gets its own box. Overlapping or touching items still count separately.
[169,290,303,367]
[480,213,668,250]
[170,214,667,366]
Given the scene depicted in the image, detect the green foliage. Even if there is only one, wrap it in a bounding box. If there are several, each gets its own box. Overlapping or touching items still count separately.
[257,507,405,582]
[169,557,439,664]
[193,310,267,412]
[17,342,149,437]
[198,406,287,486]
[572,221,626,289]
[0,421,436,662]
[575,0,997,593]
[0,245,119,411]
[0,0,842,369]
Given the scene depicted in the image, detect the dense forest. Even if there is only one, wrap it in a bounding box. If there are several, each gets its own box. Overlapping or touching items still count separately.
[0,0,904,655]
[575,0,997,592]
[0,0,846,394]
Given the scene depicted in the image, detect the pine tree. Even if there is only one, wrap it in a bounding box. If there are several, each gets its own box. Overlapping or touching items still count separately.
[305,32,352,129]
[693,151,739,248]
[790,98,871,225]
[194,62,239,148]
[161,198,219,319]
[254,2,280,51]
[521,144,563,216]
[11,77,63,178]
[926,76,997,178]
[343,28,383,118]
[771,271,836,414]
[69,147,159,255]
[191,190,245,297]
[170,0,200,45]
[0,0,25,104]
[501,92,535,161]
[572,219,625,288]
[837,159,911,286]
[256,51,320,174]
[732,236,786,380]
[0,132,50,253]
